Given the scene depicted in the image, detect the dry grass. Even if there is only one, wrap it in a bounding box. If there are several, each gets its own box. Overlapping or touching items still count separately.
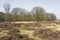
[0,22,60,40]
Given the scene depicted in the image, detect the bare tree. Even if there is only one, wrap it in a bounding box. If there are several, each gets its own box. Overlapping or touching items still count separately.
[3,3,10,13]
[31,7,45,21]
[11,7,27,21]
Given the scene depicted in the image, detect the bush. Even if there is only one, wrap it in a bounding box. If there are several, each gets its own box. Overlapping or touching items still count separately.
[0,28,34,40]
[33,29,60,40]
[7,28,21,35]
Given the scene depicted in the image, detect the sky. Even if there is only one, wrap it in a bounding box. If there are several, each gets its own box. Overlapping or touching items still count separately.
[0,0,60,19]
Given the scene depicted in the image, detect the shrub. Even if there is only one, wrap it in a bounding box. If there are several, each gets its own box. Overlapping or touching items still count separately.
[33,29,60,40]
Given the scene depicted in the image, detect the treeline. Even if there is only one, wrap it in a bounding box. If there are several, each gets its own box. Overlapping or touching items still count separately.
[0,3,56,21]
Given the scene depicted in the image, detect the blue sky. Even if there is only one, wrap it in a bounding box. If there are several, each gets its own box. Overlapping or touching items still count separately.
[0,0,60,19]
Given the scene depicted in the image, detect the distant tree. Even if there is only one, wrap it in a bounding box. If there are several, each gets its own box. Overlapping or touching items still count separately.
[31,7,45,21]
[11,7,20,21]
[2,4,56,21]
[49,13,56,21]
[3,13,12,21]
[0,12,4,21]
[3,3,12,21]
[11,7,27,21]
[45,13,56,21]
[3,3,10,13]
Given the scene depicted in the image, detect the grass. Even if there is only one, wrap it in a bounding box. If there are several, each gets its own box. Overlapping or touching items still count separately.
[18,27,42,40]
[0,30,9,37]
[0,23,60,40]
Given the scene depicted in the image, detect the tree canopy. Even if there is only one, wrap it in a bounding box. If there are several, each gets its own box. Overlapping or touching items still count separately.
[0,3,56,21]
